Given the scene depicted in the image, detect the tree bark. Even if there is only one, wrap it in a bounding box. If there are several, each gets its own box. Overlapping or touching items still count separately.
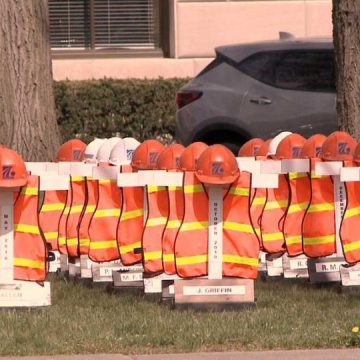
[0,0,60,161]
[333,0,360,140]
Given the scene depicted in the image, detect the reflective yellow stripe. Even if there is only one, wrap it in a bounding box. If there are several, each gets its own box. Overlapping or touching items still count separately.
[67,238,78,247]
[264,200,288,210]
[69,205,84,214]
[63,207,70,215]
[14,224,40,235]
[287,202,309,214]
[184,184,204,194]
[99,179,116,184]
[344,240,360,253]
[147,217,167,227]
[120,241,141,254]
[168,186,181,191]
[223,221,254,234]
[44,231,58,240]
[179,221,208,232]
[89,240,117,250]
[223,254,259,267]
[79,238,90,247]
[93,209,120,218]
[121,208,144,221]
[254,228,261,236]
[71,176,84,182]
[85,205,96,214]
[252,197,266,206]
[144,251,162,261]
[14,258,44,269]
[166,220,182,229]
[147,185,166,193]
[176,254,208,265]
[262,232,283,242]
[344,206,360,219]
[289,172,308,180]
[229,187,250,196]
[285,235,302,245]
[58,237,66,246]
[21,187,38,196]
[311,171,324,179]
[41,203,64,212]
[163,253,175,263]
[303,235,335,245]
[307,203,334,213]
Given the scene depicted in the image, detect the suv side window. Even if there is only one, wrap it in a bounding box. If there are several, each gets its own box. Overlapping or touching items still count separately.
[238,50,335,93]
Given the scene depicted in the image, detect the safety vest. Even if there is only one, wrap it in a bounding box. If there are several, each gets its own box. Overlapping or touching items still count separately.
[117,165,144,266]
[142,184,169,273]
[282,172,311,256]
[14,175,47,281]
[175,172,208,278]
[39,190,66,251]
[302,158,336,257]
[222,172,259,279]
[88,166,122,262]
[78,177,98,255]
[57,188,71,254]
[260,174,288,254]
[250,188,266,249]
[66,176,87,257]
[162,176,185,275]
[340,161,360,263]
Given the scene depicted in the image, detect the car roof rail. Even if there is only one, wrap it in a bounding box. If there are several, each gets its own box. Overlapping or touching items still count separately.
[279,32,295,40]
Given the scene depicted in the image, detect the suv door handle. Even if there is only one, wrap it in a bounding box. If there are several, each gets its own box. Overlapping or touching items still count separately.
[250,96,272,105]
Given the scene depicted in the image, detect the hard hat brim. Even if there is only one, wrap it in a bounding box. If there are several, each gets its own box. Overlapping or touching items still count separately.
[195,172,239,185]
[0,178,28,188]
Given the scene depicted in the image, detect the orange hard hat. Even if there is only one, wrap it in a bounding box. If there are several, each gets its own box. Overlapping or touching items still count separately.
[157,144,185,170]
[131,139,165,170]
[321,131,357,161]
[238,138,264,157]
[55,139,86,162]
[301,134,327,159]
[257,139,272,157]
[353,143,360,163]
[275,134,306,160]
[180,142,208,171]
[0,147,28,187]
[196,144,239,185]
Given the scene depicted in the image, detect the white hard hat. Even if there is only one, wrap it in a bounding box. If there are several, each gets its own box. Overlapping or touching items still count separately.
[96,137,122,163]
[267,131,292,156]
[84,138,107,164]
[109,137,140,166]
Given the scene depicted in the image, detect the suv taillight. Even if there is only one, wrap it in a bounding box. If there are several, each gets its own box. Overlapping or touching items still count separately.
[176,91,202,109]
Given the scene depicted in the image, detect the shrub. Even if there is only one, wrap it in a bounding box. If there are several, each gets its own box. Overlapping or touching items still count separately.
[54,78,189,144]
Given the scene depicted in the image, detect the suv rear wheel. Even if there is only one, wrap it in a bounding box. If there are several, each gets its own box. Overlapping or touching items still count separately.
[198,131,246,155]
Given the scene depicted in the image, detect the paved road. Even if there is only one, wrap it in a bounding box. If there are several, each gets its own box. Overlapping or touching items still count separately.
[2,350,360,360]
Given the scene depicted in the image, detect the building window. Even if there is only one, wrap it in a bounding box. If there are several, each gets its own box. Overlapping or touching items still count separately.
[49,0,158,50]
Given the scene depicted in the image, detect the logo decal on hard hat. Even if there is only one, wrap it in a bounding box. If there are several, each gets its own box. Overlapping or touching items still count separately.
[126,149,134,160]
[175,157,181,168]
[292,147,302,158]
[149,152,158,165]
[253,146,261,156]
[338,142,350,155]
[73,150,82,160]
[212,162,224,175]
[2,165,15,179]
[315,147,322,157]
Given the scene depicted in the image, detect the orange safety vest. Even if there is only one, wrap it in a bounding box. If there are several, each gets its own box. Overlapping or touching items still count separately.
[222,172,259,279]
[340,161,360,263]
[282,172,311,256]
[302,158,336,257]
[162,177,185,275]
[260,174,288,254]
[88,167,122,262]
[117,165,144,266]
[57,188,71,254]
[78,177,98,255]
[39,190,66,251]
[66,176,87,257]
[14,175,47,281]
[142,184,169,274]
[175,172,208,278]
[250,188,266,249]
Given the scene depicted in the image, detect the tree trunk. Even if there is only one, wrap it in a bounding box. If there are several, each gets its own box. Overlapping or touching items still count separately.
[0,0,60,161]
[333,0,360,140]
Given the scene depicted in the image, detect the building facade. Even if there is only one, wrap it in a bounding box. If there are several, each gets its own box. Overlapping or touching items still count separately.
[51,0,332,80]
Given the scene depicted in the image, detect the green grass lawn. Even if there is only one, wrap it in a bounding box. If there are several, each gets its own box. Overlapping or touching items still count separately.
[1,275,360,356]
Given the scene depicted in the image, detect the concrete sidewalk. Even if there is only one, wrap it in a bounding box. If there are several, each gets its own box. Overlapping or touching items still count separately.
[2,350,360,360]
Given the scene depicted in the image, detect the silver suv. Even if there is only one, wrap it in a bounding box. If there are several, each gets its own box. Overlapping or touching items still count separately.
[175,37,336,152]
